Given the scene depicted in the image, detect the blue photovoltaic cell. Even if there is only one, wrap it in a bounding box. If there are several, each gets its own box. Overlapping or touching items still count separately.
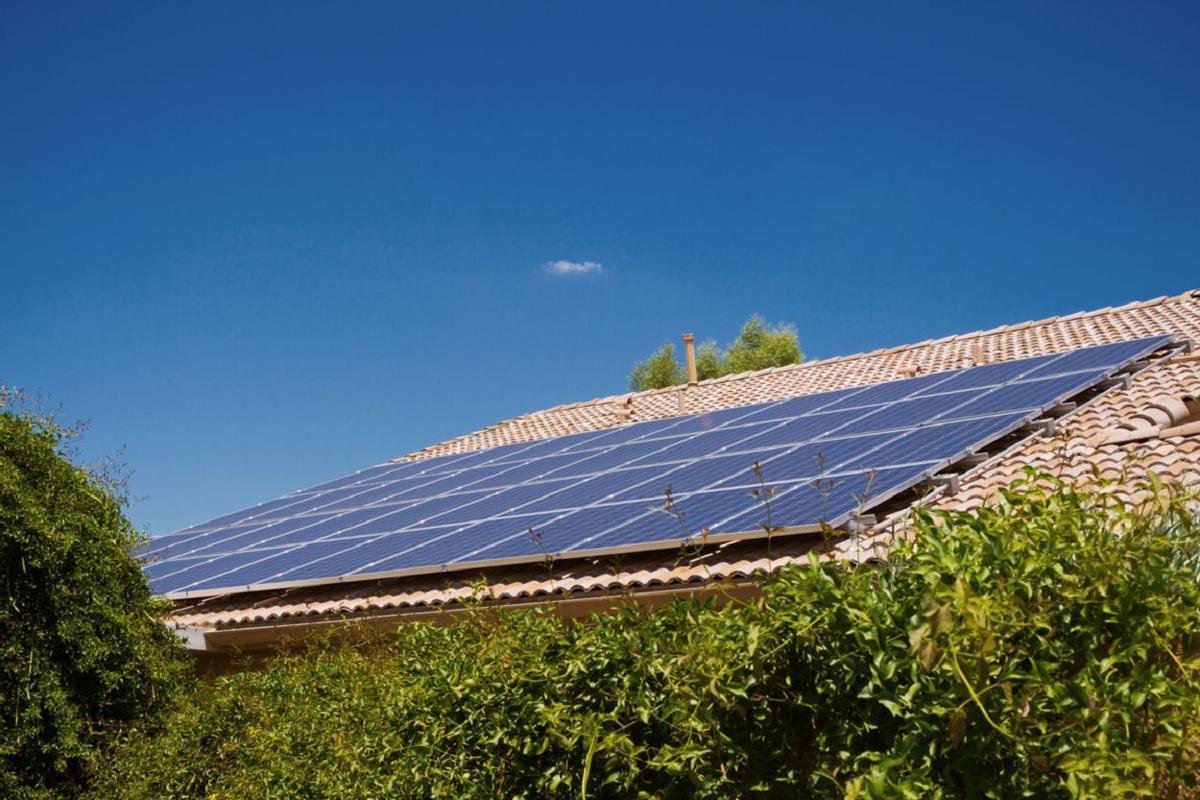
[719,467,922,533]
[560,417,690,451]
[294,504,423,539]
[412,446,515,475]
[578,467,924,556]
[248,515,372,548]
[910,354,1061,396]
[834,391,984,436]
[1024,337,1165,378]
[421,481,576,525]
[843,413,1029,472]
[228,493,330,524]
[303,460,430,493]
[146,524,268,560]
[632,449,784,494]
[380,471,487,501]
[569,490,764,551]
[149,550,286,594]
[722,434,901,486]
[703,409,865,453]
[342,527,467,575]
[301,463,402,493]
[486,430,612,463]
[628,422,783,464]
[249,486,375,519]
[145,334,1173,596]
[948,370,1108,418]
[655,404,774,436]
[136,530,216,560]
[738,387,871,422]
[361,514,561,574]
[311,482,417,512]
[180,515,332,555]
[820,371,966,409]
[183,501,292,532]
[518,466,679,512]
[144,554,210,582]
[468,503,656,561]
[184,540,359,590]
[314,530,467,577]
[333,494,484,535]
[463,452,599,490]
[547,439,681,476]
[248,536,422,584]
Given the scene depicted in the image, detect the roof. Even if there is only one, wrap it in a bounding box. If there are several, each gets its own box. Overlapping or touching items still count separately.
[170,289,1200,639]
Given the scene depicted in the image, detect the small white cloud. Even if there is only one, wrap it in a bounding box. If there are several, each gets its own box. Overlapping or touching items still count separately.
[544,259,604,276]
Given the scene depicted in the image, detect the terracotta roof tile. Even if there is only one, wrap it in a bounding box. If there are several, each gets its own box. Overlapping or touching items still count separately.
[170,289,1200,632]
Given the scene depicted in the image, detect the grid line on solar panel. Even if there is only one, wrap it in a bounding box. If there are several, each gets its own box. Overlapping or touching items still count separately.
[148,335,1174,596]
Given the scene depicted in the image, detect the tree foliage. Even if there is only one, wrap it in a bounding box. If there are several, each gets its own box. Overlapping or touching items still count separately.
[94,472,1200,799]
[628,342,685,393]
[0,394,192,798]
[629,315,803,391]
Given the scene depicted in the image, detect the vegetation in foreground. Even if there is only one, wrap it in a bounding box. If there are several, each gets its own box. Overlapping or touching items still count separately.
[0,396,193,799]
[94,473,1200,799]
[629,315,803,391]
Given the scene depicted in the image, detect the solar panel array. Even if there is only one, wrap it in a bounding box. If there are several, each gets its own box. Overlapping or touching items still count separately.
[144,335,1171,598]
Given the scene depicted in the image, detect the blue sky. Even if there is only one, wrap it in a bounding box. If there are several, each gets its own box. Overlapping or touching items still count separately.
[2,2,1198,535]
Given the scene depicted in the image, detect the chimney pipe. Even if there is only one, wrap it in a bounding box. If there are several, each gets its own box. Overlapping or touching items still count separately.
[682,333,698,386]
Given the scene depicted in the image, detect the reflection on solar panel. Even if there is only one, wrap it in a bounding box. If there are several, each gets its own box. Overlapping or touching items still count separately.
[144,335,1172,597]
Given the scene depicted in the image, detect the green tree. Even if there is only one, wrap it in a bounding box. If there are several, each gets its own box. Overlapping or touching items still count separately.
[694,339,723,381]
[627,341,685,391]
[0,392,192,798]
[628,315,803,391]
[720,315,801,374]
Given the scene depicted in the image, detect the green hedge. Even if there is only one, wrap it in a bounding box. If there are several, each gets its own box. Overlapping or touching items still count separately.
[95,473,1200,799]
[1,405,193,798]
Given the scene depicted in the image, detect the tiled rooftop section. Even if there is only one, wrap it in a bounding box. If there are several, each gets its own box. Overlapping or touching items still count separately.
[935,357,1200,514]
[170,289,1200,633]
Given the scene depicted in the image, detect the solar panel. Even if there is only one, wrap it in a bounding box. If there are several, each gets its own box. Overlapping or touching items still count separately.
[144,334,1174,597]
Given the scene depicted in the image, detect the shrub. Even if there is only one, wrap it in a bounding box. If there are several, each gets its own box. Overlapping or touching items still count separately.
[93,473,1200,798]
[0,398,193,798]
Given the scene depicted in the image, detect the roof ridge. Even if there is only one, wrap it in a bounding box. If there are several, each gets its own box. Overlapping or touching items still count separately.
[529,288,1200,412]
[401,287,1199,459]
